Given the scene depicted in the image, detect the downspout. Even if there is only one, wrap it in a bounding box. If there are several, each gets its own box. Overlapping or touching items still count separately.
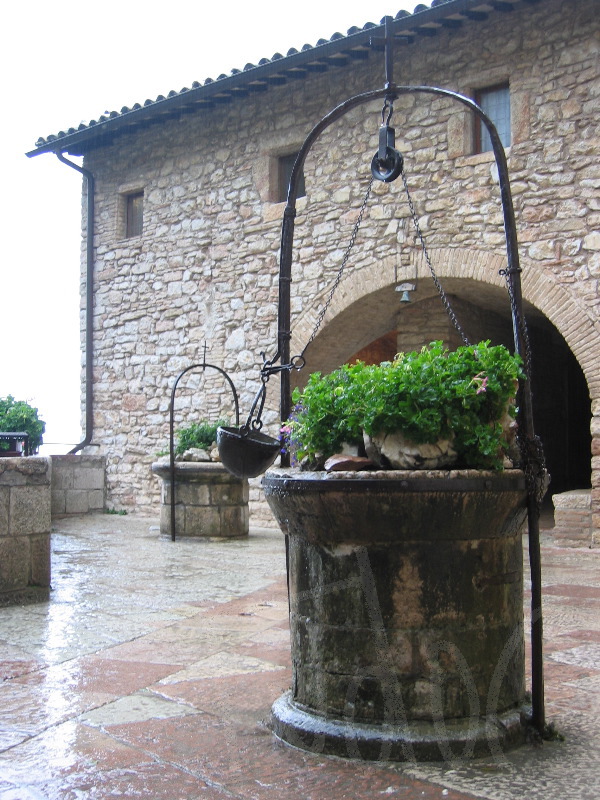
[55,152,95,453]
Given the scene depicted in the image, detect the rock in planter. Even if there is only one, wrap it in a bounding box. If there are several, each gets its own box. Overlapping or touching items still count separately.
[364,430,457,470]
[181,447,211,462]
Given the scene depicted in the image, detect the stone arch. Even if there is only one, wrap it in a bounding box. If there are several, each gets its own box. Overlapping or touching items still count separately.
[293,246,599,398]
[291,246,597,537]
[519,266,600,400]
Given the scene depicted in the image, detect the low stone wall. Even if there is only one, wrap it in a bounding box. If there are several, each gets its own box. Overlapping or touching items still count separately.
[51,454,106,516]
[152,461,249,538]
[248,479,278,528]
[0,457,51,606]
[552,489,593,546]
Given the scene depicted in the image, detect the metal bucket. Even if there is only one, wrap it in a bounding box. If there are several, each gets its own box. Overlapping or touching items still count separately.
[217,426,280,479]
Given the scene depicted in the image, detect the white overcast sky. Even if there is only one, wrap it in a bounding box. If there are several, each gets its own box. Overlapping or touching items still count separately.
[1,1,414,452]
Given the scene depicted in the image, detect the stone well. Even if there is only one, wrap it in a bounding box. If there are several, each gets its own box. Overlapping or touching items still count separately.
[152,461,249,538]
[0,457,51,606]
[263,467,529,761]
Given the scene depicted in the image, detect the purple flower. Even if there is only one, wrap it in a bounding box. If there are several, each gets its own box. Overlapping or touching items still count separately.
[471,372,488,394]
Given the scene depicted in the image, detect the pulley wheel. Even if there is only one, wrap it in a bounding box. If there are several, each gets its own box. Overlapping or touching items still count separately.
[371,146,404,183]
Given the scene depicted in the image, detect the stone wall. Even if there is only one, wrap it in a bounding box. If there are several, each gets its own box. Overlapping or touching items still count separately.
[79,0,599,533]
[552,489,594,547]
[0,457,51,606]
[50,454,106,516]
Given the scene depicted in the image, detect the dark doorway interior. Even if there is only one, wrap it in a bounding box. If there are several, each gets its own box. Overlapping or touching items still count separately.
[527,316,592,495]
[344,310,591,499]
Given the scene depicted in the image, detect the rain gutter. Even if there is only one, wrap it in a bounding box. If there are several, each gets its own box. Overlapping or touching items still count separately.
[55,152,95,453]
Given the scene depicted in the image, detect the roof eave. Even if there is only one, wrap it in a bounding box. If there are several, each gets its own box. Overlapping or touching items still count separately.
[26,0,531,158]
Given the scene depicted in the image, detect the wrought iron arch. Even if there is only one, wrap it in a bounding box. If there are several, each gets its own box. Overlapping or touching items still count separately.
[273,81,546,735]
[168,362,239,541]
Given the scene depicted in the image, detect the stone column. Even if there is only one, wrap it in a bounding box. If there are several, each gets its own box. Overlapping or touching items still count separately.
[591,406,600,547]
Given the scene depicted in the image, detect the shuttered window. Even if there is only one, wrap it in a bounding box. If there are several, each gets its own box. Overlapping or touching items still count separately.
[278,153,305,202]
[126,192,144,238]
[474,84,511,153]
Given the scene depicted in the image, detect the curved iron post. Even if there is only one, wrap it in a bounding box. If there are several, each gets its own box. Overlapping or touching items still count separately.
[168,363,240,542]
[277,85,545,734]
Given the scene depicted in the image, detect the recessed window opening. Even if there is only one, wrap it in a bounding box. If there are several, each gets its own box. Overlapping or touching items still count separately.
[278,153,305,203]
[125,191,144,238]
[474,83,511,153]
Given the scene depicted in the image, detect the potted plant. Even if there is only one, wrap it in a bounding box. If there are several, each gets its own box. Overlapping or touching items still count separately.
[264,342,530,761]
[152,419,249,539]
[282,340,522,471]
[173,418,227,460]
[0,395,46,456]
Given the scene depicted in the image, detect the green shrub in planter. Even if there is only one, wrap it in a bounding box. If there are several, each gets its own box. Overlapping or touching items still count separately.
[0,395,46,454]
[175,419,228,456]
[283,341,524,471]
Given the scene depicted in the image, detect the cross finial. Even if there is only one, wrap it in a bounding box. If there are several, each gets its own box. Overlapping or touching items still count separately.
[384,15,395,91]
[370,16,396,93]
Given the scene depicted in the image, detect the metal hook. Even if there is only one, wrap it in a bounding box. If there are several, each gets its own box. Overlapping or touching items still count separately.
[290,355,306,371]
[237,352,307,437]
[381,99,394,127]
[258,351,306,377]
[242,381,267,434]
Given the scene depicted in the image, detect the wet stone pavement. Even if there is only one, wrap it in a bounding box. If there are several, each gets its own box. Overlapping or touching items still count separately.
[0,513,598,800]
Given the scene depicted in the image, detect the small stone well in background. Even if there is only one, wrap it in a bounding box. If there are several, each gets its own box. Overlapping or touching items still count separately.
[152,461,249,538]
[0,457,51,606]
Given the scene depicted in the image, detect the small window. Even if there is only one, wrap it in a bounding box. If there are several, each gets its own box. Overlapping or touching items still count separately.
[474,84,511,153]
[278,153,305,203]
[125,191,143,238]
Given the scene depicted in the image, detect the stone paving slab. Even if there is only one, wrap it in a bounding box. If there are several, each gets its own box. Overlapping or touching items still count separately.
[0,514,597,799]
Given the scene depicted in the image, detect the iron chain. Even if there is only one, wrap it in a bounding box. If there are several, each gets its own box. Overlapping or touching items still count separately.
[300,178,375,357]
[401,170,471,347]
[499,268,534,380]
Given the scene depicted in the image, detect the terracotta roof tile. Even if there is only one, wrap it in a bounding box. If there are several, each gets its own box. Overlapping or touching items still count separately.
[28,0,533,156]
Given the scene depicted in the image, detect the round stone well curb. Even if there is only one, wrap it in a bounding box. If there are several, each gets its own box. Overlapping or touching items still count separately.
[264,467,530,761]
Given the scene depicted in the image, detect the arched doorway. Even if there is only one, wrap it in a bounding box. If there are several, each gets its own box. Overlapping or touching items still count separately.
[293,268,592,505]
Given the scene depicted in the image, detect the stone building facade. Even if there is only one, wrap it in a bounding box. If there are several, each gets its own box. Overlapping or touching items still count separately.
[29,0,599,535]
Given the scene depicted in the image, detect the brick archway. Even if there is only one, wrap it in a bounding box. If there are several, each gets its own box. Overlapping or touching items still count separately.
[293,247,598,395]
[291,246,598,539]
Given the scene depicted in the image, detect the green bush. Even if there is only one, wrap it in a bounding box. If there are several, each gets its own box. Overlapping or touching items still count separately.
[175,419,228,456]
[0,396,46,454]
[283,341,524,470]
